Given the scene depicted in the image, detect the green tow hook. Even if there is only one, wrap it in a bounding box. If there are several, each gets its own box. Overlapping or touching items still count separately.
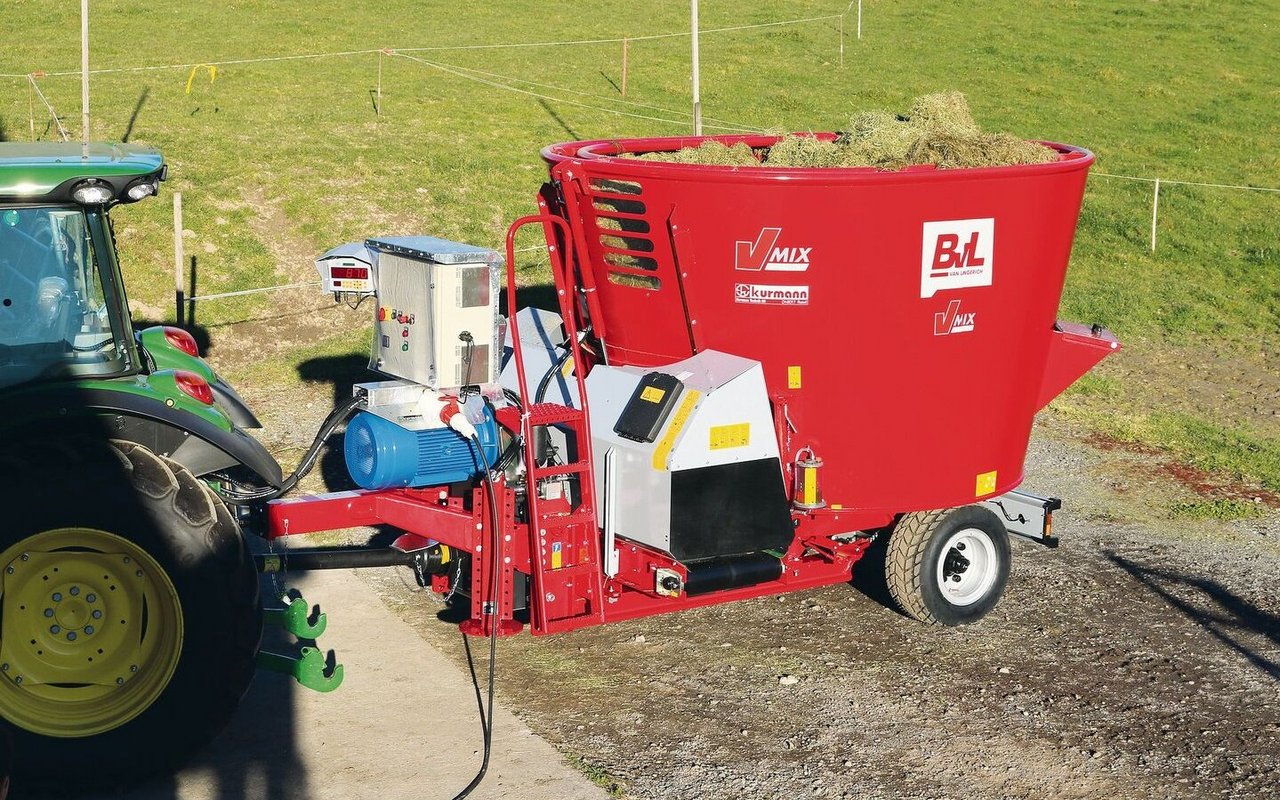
[263,593,328,639]
[257,591,343,692]
[256,647,344,693]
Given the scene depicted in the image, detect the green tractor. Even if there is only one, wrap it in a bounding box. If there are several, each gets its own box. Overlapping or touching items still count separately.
[0,143,282,788]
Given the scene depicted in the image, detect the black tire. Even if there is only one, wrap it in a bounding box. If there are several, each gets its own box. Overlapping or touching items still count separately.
[0,439,261,792]
[885,505,1010,626]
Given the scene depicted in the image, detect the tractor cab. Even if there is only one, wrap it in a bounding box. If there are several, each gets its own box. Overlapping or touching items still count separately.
[0,142,281,487]
[0,142,162,390]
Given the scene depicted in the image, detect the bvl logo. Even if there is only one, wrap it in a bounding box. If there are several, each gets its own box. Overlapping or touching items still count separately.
[920,218,994,298]
[934,300,976,336]
[735,227,812,272]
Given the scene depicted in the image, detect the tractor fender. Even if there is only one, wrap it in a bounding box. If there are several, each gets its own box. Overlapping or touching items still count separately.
[0,387,284,488]
[209,380,263,429]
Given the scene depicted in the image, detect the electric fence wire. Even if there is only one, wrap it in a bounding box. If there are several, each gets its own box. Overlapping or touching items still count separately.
[8,18,1278,197]
[391,51,757,133]
[389,54,763,133]
[0,14,842,79]
[1091,172,1280,194]
[26,74,69,140]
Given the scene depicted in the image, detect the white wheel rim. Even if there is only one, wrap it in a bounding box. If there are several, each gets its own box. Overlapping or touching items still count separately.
[935,527,998,607]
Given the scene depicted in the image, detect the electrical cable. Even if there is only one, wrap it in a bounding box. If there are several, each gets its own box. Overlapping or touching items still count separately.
[213,392,366,505]
[458,331,476,399]
[494,435,523,474]
[534,346,574,404]
[448,413,503,800]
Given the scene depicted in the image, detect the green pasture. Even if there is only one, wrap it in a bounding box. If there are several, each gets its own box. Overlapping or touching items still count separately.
[3,0,1277,494]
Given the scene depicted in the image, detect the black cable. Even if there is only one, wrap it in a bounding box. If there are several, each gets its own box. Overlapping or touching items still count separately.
[214,392,366,505]
[341,292,371,311]
[458,331,476,400]
[534,346,574,404]
[493,435,523,474]
[450,424,502,800]
[502,387,522,410]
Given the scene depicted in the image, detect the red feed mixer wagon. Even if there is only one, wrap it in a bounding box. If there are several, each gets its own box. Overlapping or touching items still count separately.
[283,132,1118,635]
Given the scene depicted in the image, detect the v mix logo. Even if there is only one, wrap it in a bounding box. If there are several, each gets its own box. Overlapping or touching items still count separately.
[735,227,812,272]
[934,299,976,336]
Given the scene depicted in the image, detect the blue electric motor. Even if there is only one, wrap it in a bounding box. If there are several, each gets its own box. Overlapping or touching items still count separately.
[344,406,501,490]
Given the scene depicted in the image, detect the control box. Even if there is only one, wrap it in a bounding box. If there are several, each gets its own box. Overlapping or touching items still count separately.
[364,236,502,391]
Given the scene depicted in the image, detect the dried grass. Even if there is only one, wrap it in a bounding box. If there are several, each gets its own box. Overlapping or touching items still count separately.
[763,134,844,167]
[631,93,1058,170]
[631,140,759,166]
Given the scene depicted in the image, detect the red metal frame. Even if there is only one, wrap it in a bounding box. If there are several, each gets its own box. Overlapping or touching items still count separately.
[266,473,875,636]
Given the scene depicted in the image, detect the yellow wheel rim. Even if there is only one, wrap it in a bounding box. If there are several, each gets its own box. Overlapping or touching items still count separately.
[0,528,184,737]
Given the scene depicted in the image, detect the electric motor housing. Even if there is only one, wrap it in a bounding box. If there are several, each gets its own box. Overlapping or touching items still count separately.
[344,406,500,490]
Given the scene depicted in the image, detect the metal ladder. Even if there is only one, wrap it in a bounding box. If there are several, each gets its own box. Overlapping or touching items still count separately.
[504,214,606,634]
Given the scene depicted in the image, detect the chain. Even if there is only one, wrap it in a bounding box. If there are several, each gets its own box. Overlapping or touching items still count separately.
[410,546,465,606]
[267,516,288,602]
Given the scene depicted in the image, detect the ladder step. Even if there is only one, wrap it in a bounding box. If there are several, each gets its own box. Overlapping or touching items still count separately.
[528,402,585,426]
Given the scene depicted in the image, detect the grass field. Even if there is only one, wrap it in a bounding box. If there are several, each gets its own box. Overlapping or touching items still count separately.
[3,0,1278,498]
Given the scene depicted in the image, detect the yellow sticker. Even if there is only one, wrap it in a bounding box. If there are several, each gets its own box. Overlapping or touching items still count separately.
[709,423,750,450]
[640,386,666,403]
[550,546,563,569]
[652,390,701,469]
[560,356,575,378]
[975,470,998,497]
[788,366,802,389]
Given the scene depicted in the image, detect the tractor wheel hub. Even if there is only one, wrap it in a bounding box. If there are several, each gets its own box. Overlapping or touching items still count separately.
[0,528,183,737]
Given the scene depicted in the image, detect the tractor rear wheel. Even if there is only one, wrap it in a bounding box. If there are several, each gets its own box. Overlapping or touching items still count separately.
[886,505,1010,626]
[0,439,260,791]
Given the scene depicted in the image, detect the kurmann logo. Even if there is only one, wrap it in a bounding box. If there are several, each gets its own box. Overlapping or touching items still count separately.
[934,299,976,336]
[735,227,812,272]
[734,283,809,306]
[920,218,994,298]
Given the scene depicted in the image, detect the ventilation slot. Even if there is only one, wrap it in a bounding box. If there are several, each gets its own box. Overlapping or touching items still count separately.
[589,178,643,195]
[593,197,646,216]
[600,234,655,253]
[607,273,661,289]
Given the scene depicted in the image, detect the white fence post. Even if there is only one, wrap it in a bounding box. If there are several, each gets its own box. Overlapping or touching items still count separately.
[174,192,185,323]
[1150,178,1160,252]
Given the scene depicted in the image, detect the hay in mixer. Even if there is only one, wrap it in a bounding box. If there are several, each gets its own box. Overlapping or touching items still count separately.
[631,93,1058,170]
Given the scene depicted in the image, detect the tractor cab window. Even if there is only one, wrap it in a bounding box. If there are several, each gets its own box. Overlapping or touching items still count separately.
[0,206,128,389]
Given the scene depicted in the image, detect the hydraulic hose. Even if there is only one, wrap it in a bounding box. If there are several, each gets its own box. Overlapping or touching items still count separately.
[215,392,366,505]
[534,347,574,405]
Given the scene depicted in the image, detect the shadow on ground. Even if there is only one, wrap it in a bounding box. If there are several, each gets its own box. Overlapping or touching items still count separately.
[1106,551,1280,680]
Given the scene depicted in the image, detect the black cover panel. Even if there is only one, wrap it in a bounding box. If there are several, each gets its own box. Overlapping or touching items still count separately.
[669,457,794,561]
[614,371,683,443]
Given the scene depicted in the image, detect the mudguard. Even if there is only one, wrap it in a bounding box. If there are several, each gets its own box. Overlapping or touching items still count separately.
[0,386,284,487]
[210,380,263,429]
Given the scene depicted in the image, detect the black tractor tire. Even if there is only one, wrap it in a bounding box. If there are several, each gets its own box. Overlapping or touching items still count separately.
[886,505,1011,626]
[0,438,261,792]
